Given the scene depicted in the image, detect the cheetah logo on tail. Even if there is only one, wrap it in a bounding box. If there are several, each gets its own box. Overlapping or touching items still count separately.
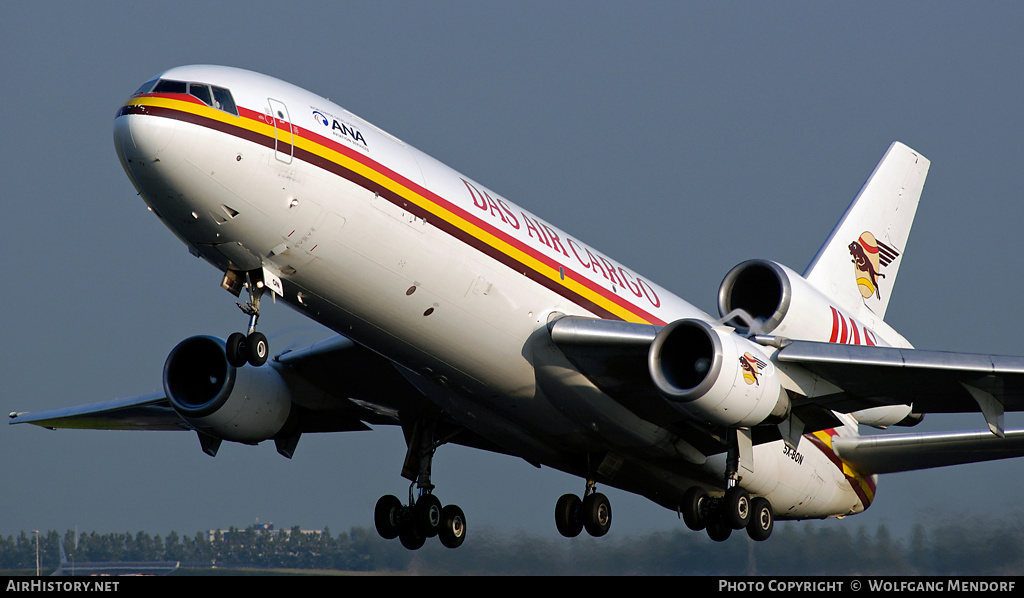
[849,231,899,300]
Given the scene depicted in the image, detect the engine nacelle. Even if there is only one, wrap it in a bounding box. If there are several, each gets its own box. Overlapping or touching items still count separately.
[163,336,291,443]
[648,319,790,427]
[717,259,903,347]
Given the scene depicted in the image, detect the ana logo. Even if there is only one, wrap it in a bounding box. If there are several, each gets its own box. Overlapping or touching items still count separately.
[740,352,767,386]
[311,108,368,147]
[848,231,899,300]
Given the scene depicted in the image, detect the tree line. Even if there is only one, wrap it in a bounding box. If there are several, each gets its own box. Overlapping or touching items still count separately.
[1,517,1022,575]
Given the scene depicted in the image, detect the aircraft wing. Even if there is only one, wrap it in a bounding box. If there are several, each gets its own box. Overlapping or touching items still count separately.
[831,429,1024,475]
[9,334,427,434]
[550,316,1024,438]
[775,340,1024,435]
[8,391,183,431]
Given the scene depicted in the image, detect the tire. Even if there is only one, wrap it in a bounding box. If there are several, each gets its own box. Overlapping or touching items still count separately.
[706,518,732,542]
[681,487,708,531]
[439,504,467,549]
[226,332,248,368]
[246,331,268,367]
[581,492,612,538]
[415,493,442,538]
[746,497,774,542]
[373,495,402,540]
[554,494,584,538]
[723,486,751,530]
[398,525,425,550]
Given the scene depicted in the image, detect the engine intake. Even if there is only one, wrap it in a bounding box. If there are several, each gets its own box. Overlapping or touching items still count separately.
[163,336,291,443]
[649,319,789,427]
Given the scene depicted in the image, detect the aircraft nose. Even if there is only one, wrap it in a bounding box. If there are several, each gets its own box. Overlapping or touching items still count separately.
[113,103,177,168]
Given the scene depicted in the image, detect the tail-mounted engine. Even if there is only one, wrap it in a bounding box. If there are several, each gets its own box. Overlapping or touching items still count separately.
[717,259,901,346]
[648,319,790,427]
[163,336,291,444]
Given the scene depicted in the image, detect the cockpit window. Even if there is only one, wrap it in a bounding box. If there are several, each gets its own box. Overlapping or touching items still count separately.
[133,78,159,96]
[211,86,238,116]
[188,83,213,107]
[145,78,238,117]
[152,79,187,94]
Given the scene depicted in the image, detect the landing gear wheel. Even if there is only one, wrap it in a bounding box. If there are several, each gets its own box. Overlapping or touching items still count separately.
[706,518,732,542]
[723,486,751,530]
[746,497,774,542]
[398,525,425,550]
[681,487,709,531]
[226,332,248,368]
[439,505,466,549]
[554,494,584,538]
[246,331,268,367]
[374,495,403,540]
[581,492,612,537]
[415,493,442,538]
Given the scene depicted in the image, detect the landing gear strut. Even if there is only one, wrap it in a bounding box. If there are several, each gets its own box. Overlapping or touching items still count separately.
[554,479,612,538]
[374,419,467,549]
[677,425,774,542]
[225,270,269,367]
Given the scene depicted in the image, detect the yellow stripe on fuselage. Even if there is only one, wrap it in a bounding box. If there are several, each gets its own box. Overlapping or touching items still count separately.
[811,430,876,505]
[123,95,660,325]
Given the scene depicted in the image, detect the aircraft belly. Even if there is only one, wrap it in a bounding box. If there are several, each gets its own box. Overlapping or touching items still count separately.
[756,436,863,520]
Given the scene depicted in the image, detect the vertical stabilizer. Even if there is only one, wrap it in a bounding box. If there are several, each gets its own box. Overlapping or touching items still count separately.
[803,142,930,321]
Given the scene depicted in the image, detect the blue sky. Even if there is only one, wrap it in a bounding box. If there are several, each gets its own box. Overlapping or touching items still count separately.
[4,1,1024,551]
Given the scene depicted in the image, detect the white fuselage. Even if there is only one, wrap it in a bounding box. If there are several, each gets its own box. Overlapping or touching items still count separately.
[113,65,873,520]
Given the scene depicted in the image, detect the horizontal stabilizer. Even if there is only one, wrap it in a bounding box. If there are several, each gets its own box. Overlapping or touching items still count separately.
[832,429,1024,475]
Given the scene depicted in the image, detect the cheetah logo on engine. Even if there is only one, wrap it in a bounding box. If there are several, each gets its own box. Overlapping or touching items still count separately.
[740,352,767,386]
[849,231,899,300]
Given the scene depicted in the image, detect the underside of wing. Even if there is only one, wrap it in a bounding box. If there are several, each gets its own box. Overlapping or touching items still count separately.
[776,340,1024,434]
[8,392,184,431]
[832,428,1024,475]
[10,333,516,461]
[547,316,844,456]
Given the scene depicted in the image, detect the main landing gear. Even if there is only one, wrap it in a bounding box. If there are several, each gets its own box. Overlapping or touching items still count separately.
[224,270,270,367]
[374,419,467,550]
[679,426,774,542]
[681,486,774,542]
[554,480,612,539]
[374,488,466,550]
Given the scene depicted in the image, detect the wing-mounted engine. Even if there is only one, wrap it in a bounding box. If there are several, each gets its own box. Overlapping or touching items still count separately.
[163,335,291,445]
[648,319,790,427]
[717,259,904,347]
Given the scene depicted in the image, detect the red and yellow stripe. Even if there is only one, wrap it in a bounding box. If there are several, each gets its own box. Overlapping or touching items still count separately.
[119,93,666,326]
[806,428,876,509]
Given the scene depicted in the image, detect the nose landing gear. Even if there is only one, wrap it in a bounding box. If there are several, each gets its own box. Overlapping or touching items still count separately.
[223,269,274,367]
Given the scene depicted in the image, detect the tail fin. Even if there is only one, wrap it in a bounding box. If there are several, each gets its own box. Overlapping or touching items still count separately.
[803,142,930,321]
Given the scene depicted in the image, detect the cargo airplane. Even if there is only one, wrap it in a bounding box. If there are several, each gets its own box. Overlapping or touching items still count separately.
[12,65,1024,548]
